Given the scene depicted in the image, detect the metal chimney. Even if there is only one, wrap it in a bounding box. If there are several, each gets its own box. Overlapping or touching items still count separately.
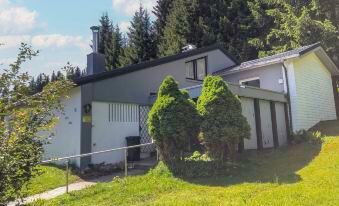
[90,26,100,53]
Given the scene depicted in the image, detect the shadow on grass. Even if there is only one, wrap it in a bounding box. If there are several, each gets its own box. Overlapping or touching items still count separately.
[170,142,322,187]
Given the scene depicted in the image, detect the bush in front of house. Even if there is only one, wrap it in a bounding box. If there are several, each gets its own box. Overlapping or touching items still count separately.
[148,76,201,163]
[291,130,324,144]
[197,76,250,161]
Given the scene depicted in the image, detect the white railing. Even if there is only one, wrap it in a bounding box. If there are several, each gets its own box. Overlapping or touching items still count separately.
[41,142,155,193]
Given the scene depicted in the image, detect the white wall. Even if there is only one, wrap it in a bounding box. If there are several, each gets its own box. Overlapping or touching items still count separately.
[91,102,140,165]
[43,87,82,167]
[240,97,258,150]
[260,100,274,148]
[275,102,288,146]
[288,53,337,131]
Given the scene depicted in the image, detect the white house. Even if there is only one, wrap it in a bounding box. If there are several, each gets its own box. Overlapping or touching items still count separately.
[43,29,339,169]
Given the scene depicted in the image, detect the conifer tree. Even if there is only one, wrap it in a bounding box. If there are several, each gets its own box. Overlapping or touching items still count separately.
[153,0,173,46]
[249,0,338,65]
[118,5,156,67]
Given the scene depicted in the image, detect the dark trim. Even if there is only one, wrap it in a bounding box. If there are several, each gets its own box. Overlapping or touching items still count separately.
[282,63,294,134]
[238,138,245,153]
[299,42,321,56]
[284,103,292,143]
[331,76,339,119]
[254,99,263,150]
[270,101,279,148]
[76,44,238,85]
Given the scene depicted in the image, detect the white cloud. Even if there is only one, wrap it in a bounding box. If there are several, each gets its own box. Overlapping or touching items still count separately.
[119,21,130,33]
[112,0,156,15]
[31,34,89,51]
[0,35,31,48]
[0,0,38,35]
[0,34,90,51]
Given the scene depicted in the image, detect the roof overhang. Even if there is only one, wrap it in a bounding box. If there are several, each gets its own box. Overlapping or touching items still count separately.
[216,43,339,76]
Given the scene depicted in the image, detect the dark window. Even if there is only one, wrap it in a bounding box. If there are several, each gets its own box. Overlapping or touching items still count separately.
[185,57,207,81]
[241,79,260,88]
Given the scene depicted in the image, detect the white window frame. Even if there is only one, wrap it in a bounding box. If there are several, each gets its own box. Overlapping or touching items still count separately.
[239,77,260,86]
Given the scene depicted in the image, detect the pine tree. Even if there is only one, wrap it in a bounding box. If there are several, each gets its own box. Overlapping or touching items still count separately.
[118,4,156,67]
[249,0,338,64]
[111,25,123,68]
[99,13,112,54]
[158,0,199,57]
[74,67,81,79]
[153,0,173,46]
[51,71,57,82]
[56,71,64,80]
[28,78,37,94]
[158,0,258,61]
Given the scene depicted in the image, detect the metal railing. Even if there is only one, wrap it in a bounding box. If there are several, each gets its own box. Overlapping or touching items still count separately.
[41,142,155,193]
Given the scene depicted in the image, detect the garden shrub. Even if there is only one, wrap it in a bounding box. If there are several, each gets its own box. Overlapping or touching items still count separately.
[148,76,201,162]
[291,130,324,144]
[197,76,250,161]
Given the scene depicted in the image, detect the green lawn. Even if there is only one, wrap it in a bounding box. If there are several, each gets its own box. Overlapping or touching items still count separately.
[30,135,339,206]
[23,164,81,196]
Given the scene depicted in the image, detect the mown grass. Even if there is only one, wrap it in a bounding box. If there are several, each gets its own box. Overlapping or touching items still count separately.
[23,164,81,196]
[30,135,339,206]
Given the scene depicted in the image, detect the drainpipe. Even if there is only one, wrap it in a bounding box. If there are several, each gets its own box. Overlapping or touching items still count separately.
[282,62,294,136]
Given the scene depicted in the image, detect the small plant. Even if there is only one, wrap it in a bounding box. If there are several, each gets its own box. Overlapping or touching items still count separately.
[291,130,324,144]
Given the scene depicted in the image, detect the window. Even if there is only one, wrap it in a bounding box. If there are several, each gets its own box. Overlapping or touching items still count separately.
[240,77,260,88]
[185,57,207,81]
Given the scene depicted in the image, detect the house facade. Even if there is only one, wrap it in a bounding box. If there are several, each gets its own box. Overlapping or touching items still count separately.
[43,30,338,169]
[215,43,339,132]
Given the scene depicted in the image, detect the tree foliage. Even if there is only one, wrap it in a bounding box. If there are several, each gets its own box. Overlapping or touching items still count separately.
[249,0,339,65]
[197,76,250,161]
[158,0,258,61]
[148,76,200,162]
[0,43,73,204]
[99,13,123,70]
[119,5,156,67]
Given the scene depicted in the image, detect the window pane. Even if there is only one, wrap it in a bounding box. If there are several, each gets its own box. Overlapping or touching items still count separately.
[185,61,194,79]
[241,79,260,88]
[196,58,206,80]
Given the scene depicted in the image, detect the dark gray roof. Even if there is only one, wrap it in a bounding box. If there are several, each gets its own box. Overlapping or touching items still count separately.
[215,42,321,75]
[76,43,237,85]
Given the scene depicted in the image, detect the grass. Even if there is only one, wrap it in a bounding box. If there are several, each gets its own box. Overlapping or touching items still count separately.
[23,164,81,196]
[30,122,339,205]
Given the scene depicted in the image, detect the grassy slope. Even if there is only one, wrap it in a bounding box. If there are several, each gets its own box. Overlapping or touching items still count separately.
[30,136,339,206]
[23,165,80,196]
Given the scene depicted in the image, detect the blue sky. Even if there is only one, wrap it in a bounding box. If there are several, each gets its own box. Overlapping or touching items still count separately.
[0,0,156,77]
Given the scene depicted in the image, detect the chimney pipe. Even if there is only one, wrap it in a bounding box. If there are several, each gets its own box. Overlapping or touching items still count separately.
[90,26,100,53]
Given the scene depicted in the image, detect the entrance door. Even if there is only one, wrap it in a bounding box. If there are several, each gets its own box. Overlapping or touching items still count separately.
[91,102,140,165]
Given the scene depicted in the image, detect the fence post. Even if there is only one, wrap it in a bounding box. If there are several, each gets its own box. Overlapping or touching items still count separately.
[124,148,128,177]
[65,159,69,194]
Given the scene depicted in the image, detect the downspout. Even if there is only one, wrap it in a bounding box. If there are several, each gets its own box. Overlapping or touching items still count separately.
[282,62,294,136]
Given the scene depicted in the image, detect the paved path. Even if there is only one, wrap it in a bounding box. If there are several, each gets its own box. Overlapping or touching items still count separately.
[8,169,146,206]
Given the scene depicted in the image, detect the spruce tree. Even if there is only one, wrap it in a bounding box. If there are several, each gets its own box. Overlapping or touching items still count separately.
[197,76,250,161]
[118,5,156,67]
[99,13,112,54]
[148,76,200,162]
[51,71,57,82]
[249,0,338,64]
[153,0,173,46]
